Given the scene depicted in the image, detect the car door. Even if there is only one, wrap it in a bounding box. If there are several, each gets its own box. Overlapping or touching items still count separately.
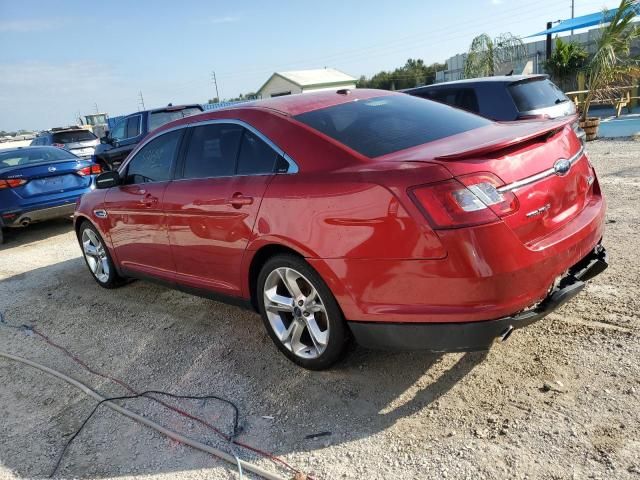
[103,114,144,169]
[103,128,184,281]
[164,121,280,297]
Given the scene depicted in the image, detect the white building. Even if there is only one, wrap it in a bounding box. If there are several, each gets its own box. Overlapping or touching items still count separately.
[257,68,357,99]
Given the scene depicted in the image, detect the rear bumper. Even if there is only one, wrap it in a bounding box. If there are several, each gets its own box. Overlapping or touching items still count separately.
[348,244,608,351]
[1,202,76,227]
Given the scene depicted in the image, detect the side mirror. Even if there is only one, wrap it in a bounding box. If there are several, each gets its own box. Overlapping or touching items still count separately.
[95,171,120,189]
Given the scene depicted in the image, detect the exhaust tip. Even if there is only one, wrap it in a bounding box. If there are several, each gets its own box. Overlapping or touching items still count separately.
[499,325,514,342]
[20,218,31,227]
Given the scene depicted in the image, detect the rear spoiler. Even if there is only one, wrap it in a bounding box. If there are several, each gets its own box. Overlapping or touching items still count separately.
[435,115,576,161]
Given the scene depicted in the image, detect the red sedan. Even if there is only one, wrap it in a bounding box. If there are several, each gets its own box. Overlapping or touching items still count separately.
[75,89,607,369]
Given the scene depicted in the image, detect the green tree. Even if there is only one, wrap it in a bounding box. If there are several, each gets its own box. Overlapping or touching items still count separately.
[544,37,588,90]
[358,59,445,90]
[581,0,640,120]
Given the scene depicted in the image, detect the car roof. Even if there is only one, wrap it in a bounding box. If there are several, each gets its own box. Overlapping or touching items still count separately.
[147,103,203,114]
[404,75,549,91]
[203,89,399,117]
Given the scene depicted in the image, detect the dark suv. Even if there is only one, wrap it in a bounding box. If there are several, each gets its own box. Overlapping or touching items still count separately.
[94,104,204,170]
[404,75,576,121]
[31,127,99,159]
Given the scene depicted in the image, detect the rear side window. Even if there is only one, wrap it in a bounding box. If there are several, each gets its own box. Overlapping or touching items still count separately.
[52,130,97,143]
[126,130,182,184]
[182,123,243,179]
[414,88,479,114]
[508,79,568,112]
[236,130,278,175]
[126,116,141,138]
[295,94,490,158]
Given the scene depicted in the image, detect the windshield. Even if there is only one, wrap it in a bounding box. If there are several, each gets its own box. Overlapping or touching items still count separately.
[0,147,77,170]
[149,107,203,132]
[294,94,491,158]
[508,79,569,112]
[52,130,97,143]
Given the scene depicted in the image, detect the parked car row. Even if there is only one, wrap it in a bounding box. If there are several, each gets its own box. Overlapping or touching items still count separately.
[3,78,608,370]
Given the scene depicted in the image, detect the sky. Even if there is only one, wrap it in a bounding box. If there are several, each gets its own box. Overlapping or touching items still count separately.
[0,0,622,131]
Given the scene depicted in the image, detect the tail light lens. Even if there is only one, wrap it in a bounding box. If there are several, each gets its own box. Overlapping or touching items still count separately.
[409,172,518,229]
[77,164,103,176]
[0,178,28,189]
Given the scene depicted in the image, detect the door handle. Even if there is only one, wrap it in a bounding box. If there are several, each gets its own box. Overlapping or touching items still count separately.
[141,193,158,207]
[226,193,254,208]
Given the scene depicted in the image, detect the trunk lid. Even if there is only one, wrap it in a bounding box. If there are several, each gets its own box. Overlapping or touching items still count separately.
[1,159,93,199]
[382,117,596,245]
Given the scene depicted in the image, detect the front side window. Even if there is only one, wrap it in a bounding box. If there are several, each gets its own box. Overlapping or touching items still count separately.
[126,116,141,138]
[110,119,126,142]
[295,94,490,158]
[182,123,243,179]
[236,130,278,175]
[125,130,182,184]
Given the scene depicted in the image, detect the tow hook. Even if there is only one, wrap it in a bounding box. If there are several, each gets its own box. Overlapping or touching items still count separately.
[499,325,514,342]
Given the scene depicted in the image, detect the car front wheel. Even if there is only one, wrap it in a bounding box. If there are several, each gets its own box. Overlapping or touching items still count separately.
[257,254,349,370]
[78,221,123,288]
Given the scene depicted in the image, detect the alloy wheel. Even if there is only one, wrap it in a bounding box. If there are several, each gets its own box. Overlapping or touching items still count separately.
[82,228,110,283]
[263,267,330,359]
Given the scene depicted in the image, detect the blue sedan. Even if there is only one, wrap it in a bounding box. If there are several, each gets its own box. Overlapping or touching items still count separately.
[0,146,102,244]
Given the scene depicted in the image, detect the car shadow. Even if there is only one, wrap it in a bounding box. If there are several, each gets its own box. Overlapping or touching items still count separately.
[0,256,487,479]
[0,217,74,251]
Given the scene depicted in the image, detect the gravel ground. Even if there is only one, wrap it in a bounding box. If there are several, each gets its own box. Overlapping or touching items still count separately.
[0,139,638,480]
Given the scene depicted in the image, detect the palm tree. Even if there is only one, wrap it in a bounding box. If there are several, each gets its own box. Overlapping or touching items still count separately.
[464,33,527,79]
[581,0,640,121]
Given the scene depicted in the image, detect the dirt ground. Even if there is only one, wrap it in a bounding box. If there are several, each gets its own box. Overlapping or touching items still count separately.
[0,139,638,480]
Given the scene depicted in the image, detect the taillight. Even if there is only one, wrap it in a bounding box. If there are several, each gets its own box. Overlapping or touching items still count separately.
[409,172,518,229]
[0,178,28,189]
[77,164,103,176]
[52,143,66,148]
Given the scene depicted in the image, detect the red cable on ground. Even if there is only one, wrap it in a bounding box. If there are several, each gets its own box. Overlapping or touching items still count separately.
[30,326,306,478]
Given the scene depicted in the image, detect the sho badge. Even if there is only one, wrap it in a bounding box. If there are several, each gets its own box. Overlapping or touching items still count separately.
[526,203,551,218]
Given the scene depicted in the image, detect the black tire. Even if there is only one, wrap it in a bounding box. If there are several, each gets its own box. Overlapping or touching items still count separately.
[77,220,124,288]
[0,228,4,245]
[257,253,349,370]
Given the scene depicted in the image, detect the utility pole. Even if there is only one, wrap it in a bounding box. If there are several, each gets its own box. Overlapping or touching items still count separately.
[571,0,575,36]
[138,91,146,111]
[546,21,553,61]
[211,71,220,102]
[94,103,99,113]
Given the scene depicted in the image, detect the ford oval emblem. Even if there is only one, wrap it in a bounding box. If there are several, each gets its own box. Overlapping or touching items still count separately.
[553,159,571,176]
[48,166,57,172]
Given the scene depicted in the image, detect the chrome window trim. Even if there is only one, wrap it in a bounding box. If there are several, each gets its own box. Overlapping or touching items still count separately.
[118,118,299,177]
[497,146,585,193]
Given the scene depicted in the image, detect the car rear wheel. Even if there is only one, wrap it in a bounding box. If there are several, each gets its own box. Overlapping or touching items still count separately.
[79,221,123,288]
[257,254,349,370]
